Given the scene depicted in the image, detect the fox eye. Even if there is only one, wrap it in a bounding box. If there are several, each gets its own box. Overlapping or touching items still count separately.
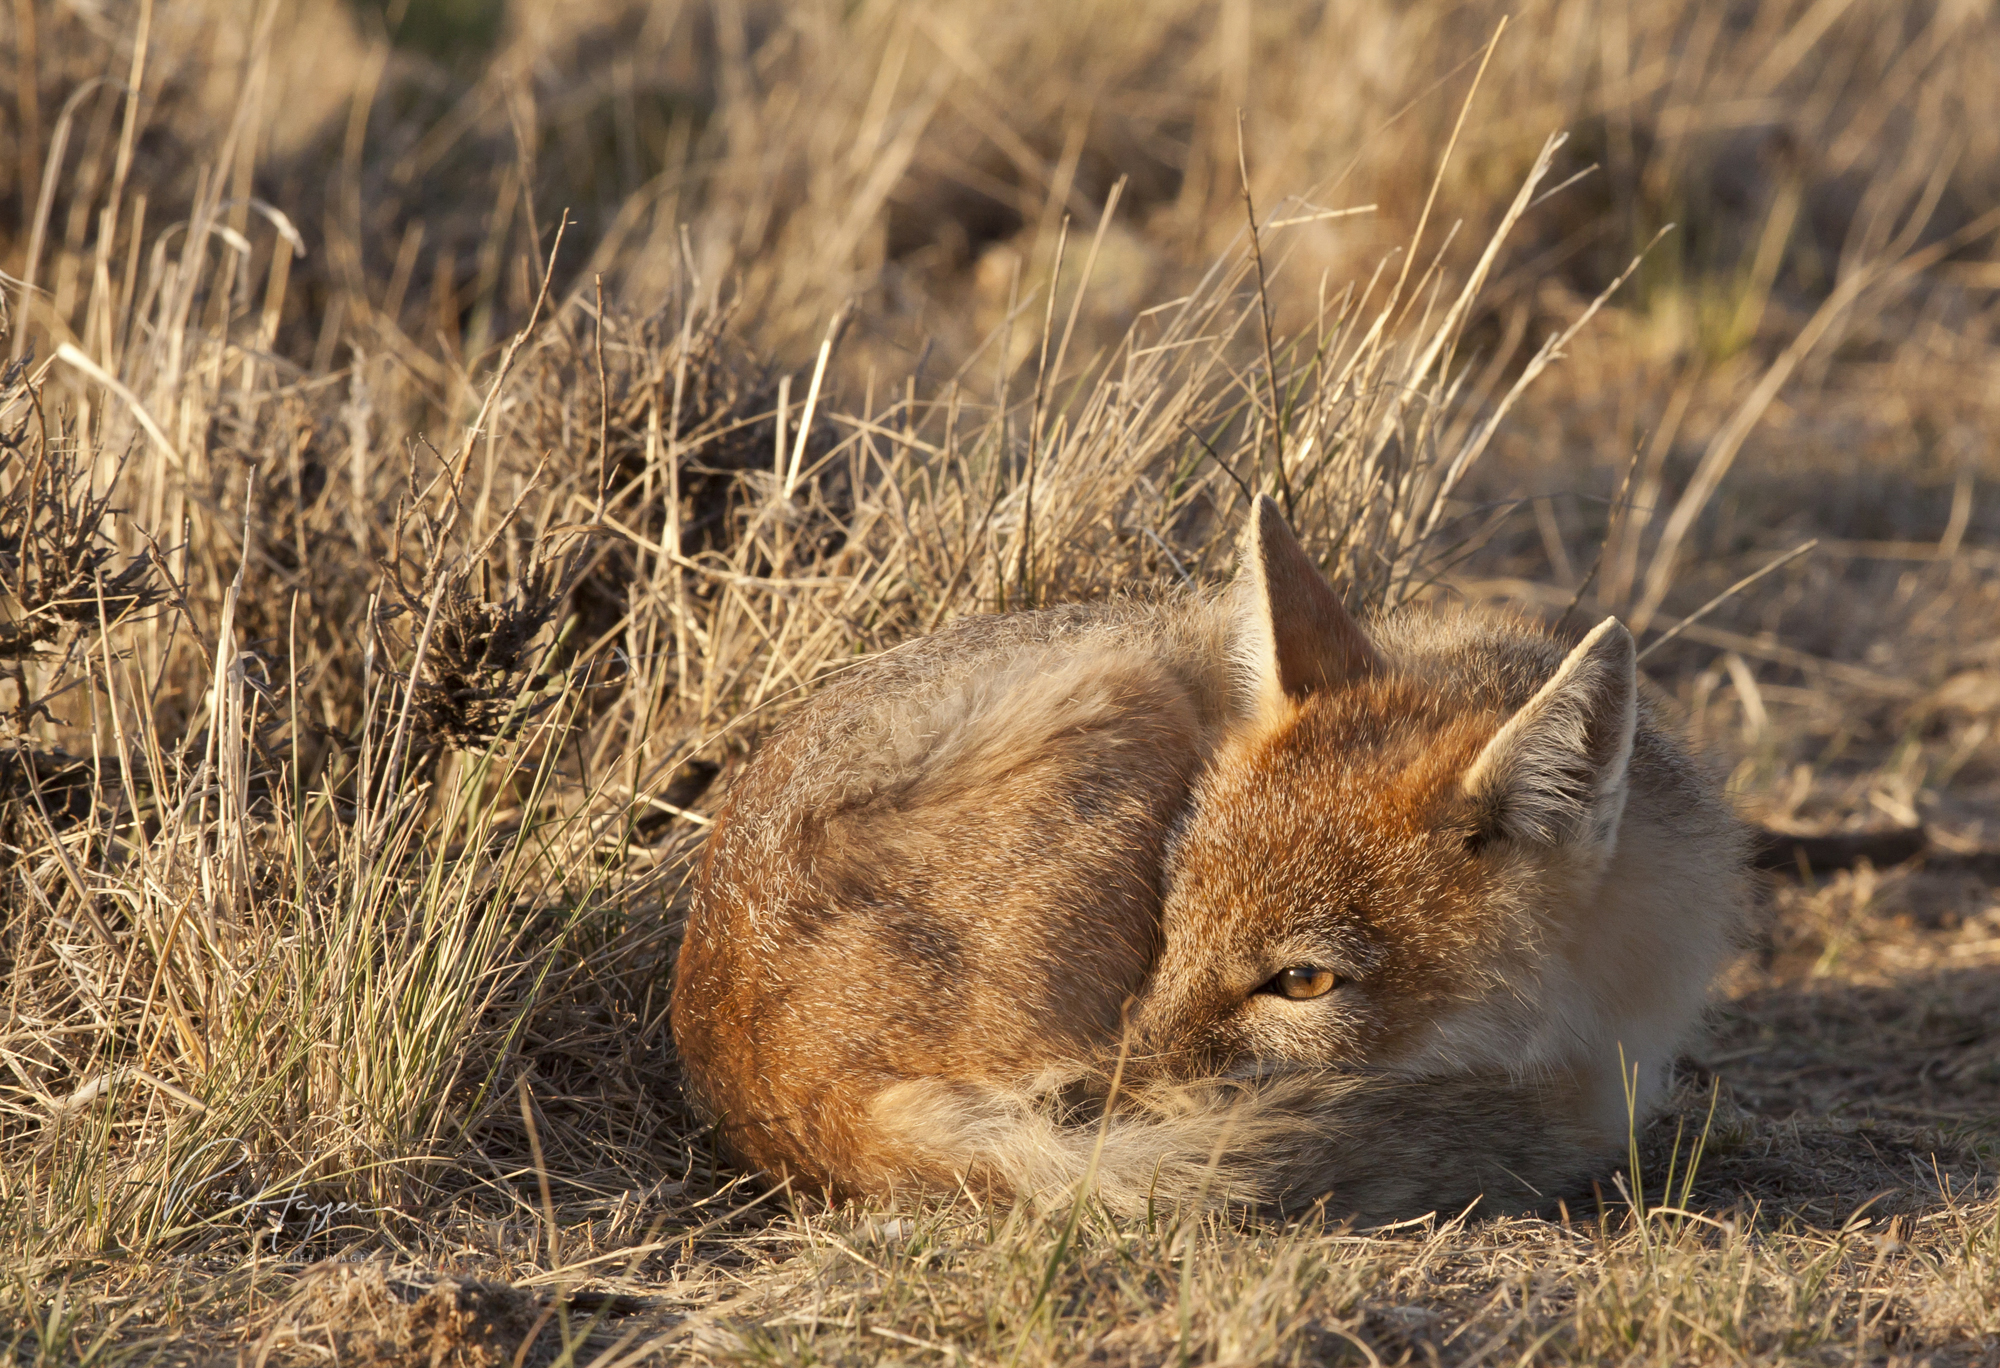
[1264,966,1342,1000]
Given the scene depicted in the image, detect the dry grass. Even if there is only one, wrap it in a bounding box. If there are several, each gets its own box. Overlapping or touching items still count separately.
[1,0,1998,1362]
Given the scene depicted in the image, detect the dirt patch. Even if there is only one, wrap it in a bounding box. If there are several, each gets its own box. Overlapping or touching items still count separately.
[254,1267,556,1368]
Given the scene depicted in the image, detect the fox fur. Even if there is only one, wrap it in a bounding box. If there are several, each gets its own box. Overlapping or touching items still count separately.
[672,497,1748,1220]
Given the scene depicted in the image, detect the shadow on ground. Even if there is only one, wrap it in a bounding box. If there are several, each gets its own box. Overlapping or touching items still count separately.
[1669,954,2000,1226]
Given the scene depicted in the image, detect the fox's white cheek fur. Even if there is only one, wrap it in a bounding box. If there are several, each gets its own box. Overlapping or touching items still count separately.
[1232,992,1363,1064]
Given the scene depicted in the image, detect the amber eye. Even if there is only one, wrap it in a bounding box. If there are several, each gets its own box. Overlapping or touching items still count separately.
[1266,966,1342,1000]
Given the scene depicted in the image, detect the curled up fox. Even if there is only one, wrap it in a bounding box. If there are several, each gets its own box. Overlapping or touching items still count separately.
[673,497,1748,1219]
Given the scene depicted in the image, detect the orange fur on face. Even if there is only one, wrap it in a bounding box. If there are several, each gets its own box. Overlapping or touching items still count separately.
[1134,680,1509,1078]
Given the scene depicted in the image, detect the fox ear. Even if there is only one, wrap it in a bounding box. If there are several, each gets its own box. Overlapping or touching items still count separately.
[1462,617,1637,854]
[1233,495,1382,716]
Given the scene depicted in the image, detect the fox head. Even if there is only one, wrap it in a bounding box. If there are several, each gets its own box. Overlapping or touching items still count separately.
[1128,497,1638,1080]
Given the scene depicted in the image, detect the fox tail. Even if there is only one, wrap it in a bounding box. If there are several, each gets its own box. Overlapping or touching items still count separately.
[864,1067,1607,1221]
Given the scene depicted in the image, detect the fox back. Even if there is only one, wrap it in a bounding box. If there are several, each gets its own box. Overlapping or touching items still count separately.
[672,499,1747,1218]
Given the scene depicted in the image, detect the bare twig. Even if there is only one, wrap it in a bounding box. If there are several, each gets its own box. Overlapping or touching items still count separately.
[1237,111,1292,521]
[1635,540,1819,663]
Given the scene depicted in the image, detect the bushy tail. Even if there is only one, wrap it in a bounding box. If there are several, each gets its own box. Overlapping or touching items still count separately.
[866,1068,1609,1222]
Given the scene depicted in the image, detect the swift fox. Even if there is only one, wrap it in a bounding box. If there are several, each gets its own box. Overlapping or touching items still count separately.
[672,498,1747,1218]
